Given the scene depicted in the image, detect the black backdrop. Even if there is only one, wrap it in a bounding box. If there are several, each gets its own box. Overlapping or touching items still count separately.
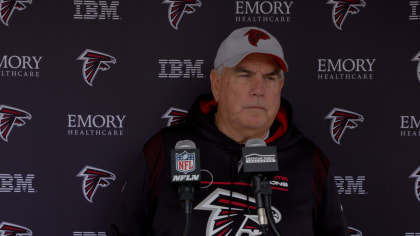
[1,0,419,235]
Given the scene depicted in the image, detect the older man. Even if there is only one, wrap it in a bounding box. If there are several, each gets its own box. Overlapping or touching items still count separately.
[111,26,349,236]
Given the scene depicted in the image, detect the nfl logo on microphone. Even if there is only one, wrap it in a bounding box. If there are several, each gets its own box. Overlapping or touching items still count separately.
[176,151,196,174]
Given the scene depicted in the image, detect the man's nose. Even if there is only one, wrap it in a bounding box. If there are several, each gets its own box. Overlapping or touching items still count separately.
[250,74,265,96]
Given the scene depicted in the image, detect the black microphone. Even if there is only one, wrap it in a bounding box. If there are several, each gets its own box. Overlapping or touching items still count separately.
[239,139,279,236]
[170,140,201,236]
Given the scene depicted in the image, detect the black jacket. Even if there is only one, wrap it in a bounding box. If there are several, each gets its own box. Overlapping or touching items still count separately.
[111,94,349,236]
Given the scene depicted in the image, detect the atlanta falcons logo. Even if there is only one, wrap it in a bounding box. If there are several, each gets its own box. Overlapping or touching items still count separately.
[348,226,362,236]
[409,166,420,202]
[0,105,31,142]
[0,222,32,236]
[327,0,366,30]
[325,108,364,145]
[244,29,270,47]
[195,188,281,236]
[77,166,116,203]
[161,107,188,126]
[0,0,32,26]
[77,49,116,86]
[411,51,420,83]
[163,0,202,30]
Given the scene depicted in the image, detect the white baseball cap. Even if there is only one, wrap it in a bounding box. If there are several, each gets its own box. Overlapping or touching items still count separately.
[214,26,288,72]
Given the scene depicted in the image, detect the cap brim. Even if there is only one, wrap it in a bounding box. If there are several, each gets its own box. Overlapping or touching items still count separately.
[224,51,288,72]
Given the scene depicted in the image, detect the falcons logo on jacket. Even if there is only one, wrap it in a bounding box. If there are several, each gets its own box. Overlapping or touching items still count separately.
[0,0,32,26]
[77,49,116,86]
[163,0,202,30]
[325,108,364,145]
[244,29,270,47]
[0,222,32,236]
[409,166,420,202]
[411,51,420,83]
[348,226,362,236]
[161,107,188,126]
[195,188,281,236]
[77,166,116,203]
[327,0,366,30]
[0,105,31,142]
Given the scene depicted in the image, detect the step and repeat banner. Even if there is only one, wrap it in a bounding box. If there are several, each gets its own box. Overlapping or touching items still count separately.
[1,0,419,235]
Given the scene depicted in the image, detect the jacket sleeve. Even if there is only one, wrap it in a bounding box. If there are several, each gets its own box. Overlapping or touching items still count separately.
[110,131,165,236]
[312,148,350,236]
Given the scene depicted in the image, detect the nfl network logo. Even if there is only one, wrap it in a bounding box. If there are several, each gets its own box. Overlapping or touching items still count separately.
[176,151,195,174]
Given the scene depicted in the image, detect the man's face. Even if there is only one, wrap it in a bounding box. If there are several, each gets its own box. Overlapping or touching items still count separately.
[211,53,284,133]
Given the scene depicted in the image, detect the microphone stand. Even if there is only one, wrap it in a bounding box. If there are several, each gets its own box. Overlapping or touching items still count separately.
[178,184,194,236]
[261,179,282,236]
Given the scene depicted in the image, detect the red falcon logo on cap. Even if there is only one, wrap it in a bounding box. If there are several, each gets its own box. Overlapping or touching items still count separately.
[0,222,32,236]
[327,0,366,30]
[161,107,188,126]
[0,0,32,26]
[325,108,364,145]
[0,105,31,142]
[163,0,202,30]
[244,29,270,47]
[409,166,420,202]
[77,49,116,86]
[77,166,116,203]
[195,188,281,236]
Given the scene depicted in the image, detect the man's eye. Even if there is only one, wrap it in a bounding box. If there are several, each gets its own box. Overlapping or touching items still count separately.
[265,76,275,81]
[239,74,250,78]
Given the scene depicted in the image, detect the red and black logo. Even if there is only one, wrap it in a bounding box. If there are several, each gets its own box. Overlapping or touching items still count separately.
[0,105,31,142]
[325,108,364,145]
[195,188,281,236]
[327,0,366,30]
[77,166,116,203]
[244,29,270,47]
[162,0,202,30]
[0,222,32,236]
[77,49,116,86]
[411,51,420,83]
[0,0,32,26]
[409,166,420,203]
[348,226,362,236]
[161,107,188,126]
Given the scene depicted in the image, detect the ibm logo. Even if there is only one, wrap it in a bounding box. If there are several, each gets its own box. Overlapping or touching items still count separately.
[410,1,420,20]
[73,232,106,236]
[158,59,204,79]
[74,0,120,20]
[0,174,36,193]
[334,176,367,195]
[405,233,420,236]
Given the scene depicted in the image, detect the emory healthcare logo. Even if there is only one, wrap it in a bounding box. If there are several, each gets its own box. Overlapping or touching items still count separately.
[409,166,420,202]
[195,188,281,236]
[325,108,364,145]
[0,105,31,142]
[0,222,32,236]
[77,166,116,203]
[326,0,366,30]
[161,107,188,126]
[411,51,420,83]
[77,49,116,86]
[0,0,32,26]
[163,0,202,30]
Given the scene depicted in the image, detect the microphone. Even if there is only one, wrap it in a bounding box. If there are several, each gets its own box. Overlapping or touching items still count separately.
[171,140,201,184]
[170,140,201,236]
[239,139,280,236]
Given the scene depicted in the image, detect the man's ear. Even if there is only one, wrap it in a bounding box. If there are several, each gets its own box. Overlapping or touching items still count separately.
[210,69,221,102]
